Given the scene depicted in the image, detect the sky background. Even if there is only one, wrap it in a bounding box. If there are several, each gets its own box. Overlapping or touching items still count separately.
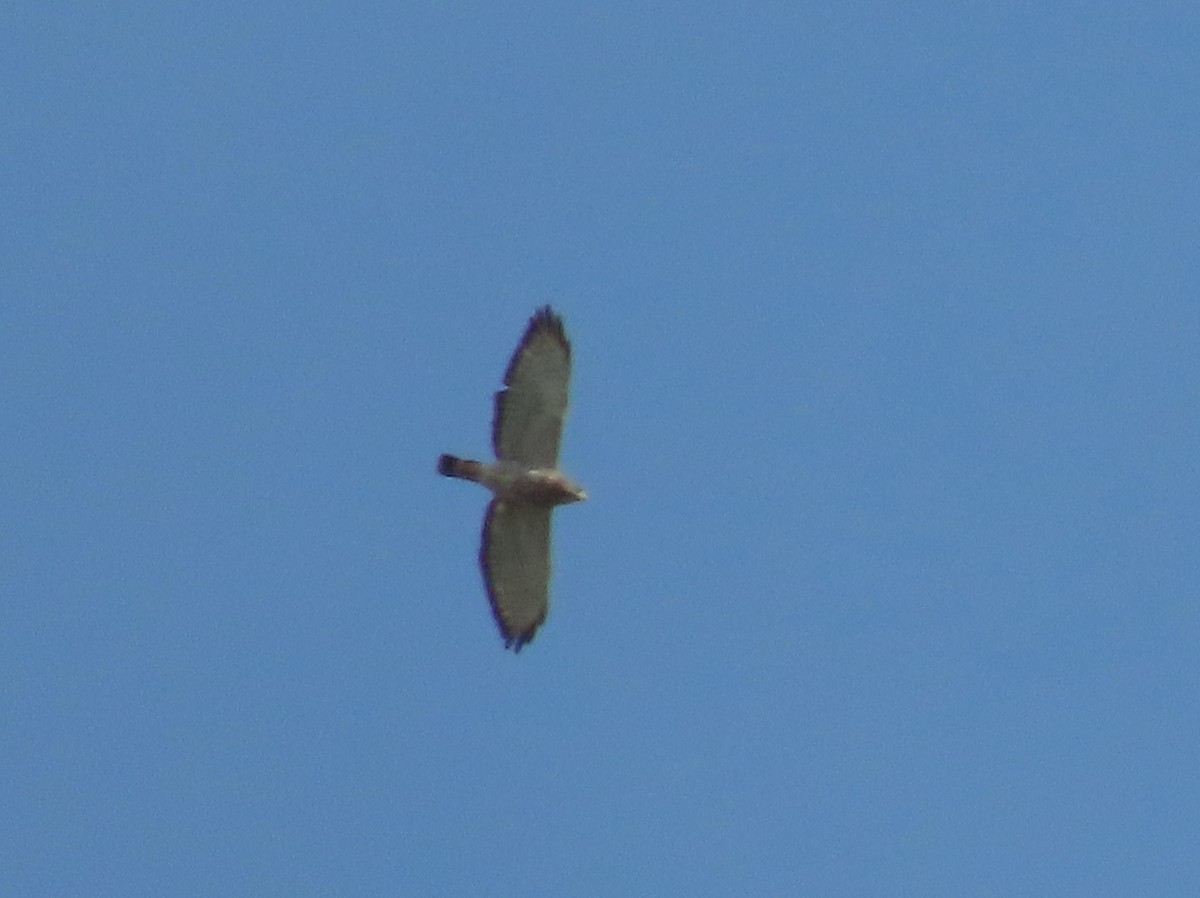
[4,3,1199,895]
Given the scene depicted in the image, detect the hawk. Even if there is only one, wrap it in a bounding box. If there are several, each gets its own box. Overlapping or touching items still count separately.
[438,306,587,651]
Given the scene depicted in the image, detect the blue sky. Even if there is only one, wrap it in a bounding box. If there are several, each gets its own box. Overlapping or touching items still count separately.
[4,3,1198,895]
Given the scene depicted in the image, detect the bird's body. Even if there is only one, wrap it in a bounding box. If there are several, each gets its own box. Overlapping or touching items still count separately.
[437,307,585,651]
[438,456,586,506]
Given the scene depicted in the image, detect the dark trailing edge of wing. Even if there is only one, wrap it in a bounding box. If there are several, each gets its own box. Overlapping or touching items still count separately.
[479,501,545,653]
[490,392,507,459]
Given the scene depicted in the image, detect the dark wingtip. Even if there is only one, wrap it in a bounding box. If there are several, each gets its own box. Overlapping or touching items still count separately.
[530,305,567,344]
[506,628,538,653]
[527,306,568,353]
[502,306,570,388]
[437,454,457,476]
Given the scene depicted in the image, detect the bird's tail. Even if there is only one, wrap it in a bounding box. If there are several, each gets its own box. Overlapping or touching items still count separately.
[437,454,483,481]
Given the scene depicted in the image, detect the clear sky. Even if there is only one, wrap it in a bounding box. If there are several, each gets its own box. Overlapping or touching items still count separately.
[4,3,1198,895]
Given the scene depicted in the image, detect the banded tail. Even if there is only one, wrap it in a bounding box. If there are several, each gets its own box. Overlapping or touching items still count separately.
[438,454,483,481]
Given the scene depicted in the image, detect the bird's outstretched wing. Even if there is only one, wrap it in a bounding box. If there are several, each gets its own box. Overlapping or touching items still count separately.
[480,499,552,651]
[492,306,571,467]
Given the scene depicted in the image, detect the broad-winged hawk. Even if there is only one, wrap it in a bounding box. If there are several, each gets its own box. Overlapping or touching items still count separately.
[438,306,586,651]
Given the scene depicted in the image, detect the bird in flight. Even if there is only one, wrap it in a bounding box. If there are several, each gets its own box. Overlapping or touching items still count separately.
[438,306,587,651]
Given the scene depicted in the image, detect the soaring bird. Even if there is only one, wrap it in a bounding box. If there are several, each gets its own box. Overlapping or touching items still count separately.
[438,307,586,651]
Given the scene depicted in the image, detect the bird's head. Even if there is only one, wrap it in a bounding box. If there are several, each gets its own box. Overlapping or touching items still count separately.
[557,473,588,503]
